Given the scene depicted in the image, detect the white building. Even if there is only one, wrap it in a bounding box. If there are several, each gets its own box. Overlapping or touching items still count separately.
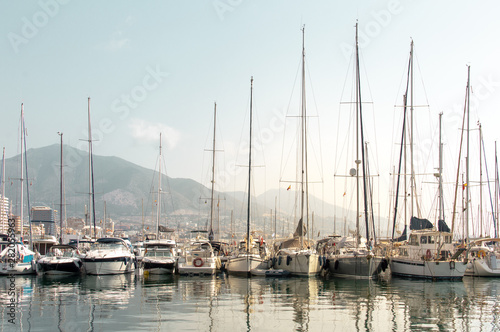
[0,195,9,234]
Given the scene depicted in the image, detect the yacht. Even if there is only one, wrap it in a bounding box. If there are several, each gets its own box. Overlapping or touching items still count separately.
[390,226,466,279]
[0,242,36,275]
[36,244,83,275]
[178,238,219,276]
[465,238,500,277]
[226,237,268,275]
[142,239,177,274]
[82,237,136,275]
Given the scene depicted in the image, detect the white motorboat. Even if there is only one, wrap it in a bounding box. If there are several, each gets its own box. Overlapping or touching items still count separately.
[142,239,176,274]
[465,238,500,277]
[82,237,136,275]
[36,244,83,275]
[0,242,36,275]
[178,239,219,276]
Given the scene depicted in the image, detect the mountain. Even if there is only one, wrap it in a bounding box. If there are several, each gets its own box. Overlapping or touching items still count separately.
[1,145,365,237]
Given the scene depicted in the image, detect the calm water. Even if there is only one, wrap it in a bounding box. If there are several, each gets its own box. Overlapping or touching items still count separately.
[0,272,499,331]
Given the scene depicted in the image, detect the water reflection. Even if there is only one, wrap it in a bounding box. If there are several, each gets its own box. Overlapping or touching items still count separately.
[1,273,500,331]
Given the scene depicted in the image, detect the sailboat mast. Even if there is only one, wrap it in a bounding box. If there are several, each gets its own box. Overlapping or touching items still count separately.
[438,113,444,223]
[479,123,483,236]
[466,66,470,243]
[410,40,415,219]
[300,25,307,249]
[20,104,24,233]
[496,141,499,238]
[87,97,97,238]
[210,103,217,239]
[58,132,63,244]
[247,76,254,254]
[355,24,360,247]
[355,22,371,243]
[157,133,162,239]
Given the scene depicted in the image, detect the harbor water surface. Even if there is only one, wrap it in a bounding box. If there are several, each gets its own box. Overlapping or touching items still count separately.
[0,272,499,331]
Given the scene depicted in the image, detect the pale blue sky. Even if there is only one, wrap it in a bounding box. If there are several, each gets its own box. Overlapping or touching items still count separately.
[1,1,500,228]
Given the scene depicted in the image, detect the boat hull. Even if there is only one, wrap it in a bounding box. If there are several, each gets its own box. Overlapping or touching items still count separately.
[226,254,263,275]
[329,254,386,279]
[37,258,83,275]
[465,257,500,277]
[143,258,175,275]
[273,252,321,276]
[0,262,35,275]
[83,256,135,275]
[390,258,466,279]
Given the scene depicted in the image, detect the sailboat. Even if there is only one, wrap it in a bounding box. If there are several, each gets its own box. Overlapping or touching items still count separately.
[226,77,267,275]
[273,27,321,276]
[0,104,36,275]
[463,68,500,277]
[142,134,177,275]
[328,23,385,279]
[389,43,467,279]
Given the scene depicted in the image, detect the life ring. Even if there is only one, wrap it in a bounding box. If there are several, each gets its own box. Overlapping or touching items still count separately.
[426,249,432,260]
[193,257,204,267]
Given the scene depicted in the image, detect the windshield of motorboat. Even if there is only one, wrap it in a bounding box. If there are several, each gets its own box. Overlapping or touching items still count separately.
[145,249,173,257]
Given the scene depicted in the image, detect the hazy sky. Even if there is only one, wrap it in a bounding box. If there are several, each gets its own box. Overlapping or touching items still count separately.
[1,1,500,229]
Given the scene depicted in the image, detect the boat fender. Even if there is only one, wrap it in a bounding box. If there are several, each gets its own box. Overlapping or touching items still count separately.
[449,261,455,270]
[426,249,432,260]
[278,256,282,266]
[322,258,330,270]
[194,257,204,267]
[286,255,292,265]
[334,260,339,270]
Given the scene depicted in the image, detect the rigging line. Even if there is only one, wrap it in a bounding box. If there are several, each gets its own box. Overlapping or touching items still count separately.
[481,132,497,237]
[413,48,431,108]
[305,60,325,180]
[279,52,303,184]
[392,51,411,240]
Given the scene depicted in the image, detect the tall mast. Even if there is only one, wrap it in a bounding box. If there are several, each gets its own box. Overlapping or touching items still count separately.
[466,66,471,244]
[355,23,360,247]
[246,76,254,254]
[157,133,162,239]
[410,40,415,219]
[438,113,444,223]
[20,104,24,233]
[58,132,63,244]
[210,103,217,240]
[496,141,499,238]
[479,123,483,236]
[87,97,96,238]
[300,25,308,249]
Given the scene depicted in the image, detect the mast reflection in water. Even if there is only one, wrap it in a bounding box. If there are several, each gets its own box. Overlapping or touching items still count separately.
[0,274,499,331]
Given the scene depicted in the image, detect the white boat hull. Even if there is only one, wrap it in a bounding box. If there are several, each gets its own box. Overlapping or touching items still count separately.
[83,257,135,275]
[226,254,263,275]
[465,257,500,277]
[0,262,35,275]
[391,258,466,279]
[273,252,321,276]
[178,258,217,276]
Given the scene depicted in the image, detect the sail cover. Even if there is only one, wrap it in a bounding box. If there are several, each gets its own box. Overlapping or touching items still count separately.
[438,219,451,232]
[410,217,433,230]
